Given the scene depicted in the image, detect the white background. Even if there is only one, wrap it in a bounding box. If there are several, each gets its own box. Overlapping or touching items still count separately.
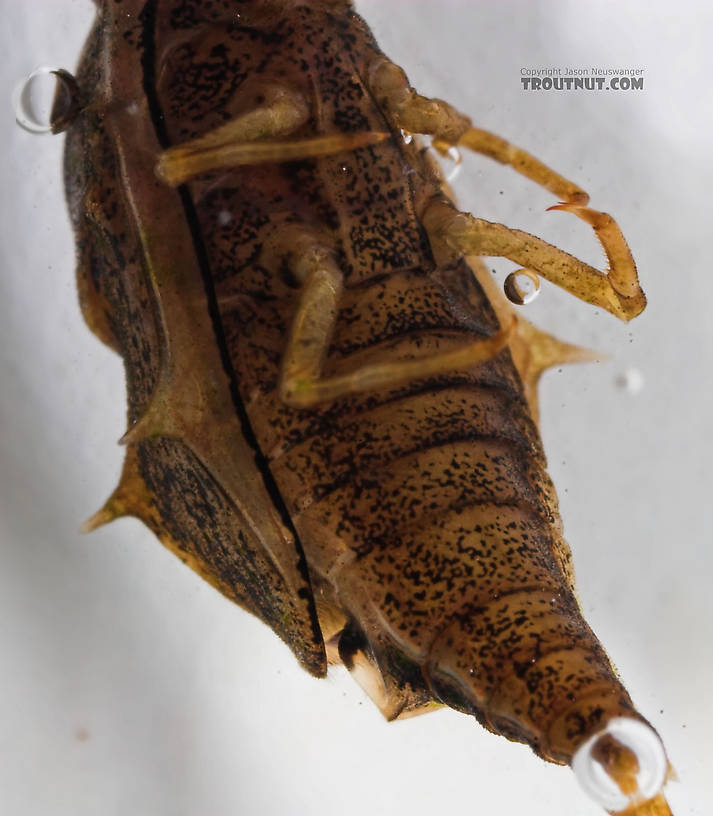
[2,2,711,815]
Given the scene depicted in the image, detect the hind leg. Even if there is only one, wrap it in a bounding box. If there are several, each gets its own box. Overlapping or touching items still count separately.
[271,229,513,408]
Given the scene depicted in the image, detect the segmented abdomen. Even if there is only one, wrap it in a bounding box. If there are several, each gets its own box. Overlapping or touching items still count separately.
[67,0,644,766]
[202,201,629,747]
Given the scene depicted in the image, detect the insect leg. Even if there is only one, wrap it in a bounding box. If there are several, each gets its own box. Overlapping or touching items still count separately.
[422,197,646,321]
[156,85,308,183]
[277,236,514,408]
[370,58,645,319]
[454,128,589,205]
[156,85,387,185]
[369,57,587,203]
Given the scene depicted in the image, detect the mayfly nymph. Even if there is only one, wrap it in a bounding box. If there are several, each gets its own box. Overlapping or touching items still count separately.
[15,2,672,814]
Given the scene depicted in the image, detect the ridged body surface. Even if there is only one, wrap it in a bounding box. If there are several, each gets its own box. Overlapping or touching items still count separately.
[65,0,645,765]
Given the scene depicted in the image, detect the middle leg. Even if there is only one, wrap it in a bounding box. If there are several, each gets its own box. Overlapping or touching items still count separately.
[422,196,645,321]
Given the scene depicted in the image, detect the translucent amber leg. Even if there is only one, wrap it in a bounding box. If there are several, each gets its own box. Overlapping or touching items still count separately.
[455,127,589,205]
[423,197,646,321]
[156,85,387,185]
[370,56,645,321]
[278,238,514,408]
[368,55,587,203]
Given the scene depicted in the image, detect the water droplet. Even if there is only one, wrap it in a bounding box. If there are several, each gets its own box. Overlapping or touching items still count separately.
[504,269,541,305]
[615,368,644,395]
[13,67,79,134]
[431,138,463,182]
[572,718,667,812]
[442,145,462,182]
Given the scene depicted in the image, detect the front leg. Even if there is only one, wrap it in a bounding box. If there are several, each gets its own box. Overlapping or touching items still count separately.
[156,84,388,185]
[368,57,589,204]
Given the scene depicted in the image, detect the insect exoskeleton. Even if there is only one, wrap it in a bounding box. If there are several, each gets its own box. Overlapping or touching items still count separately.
[17,1,671,814]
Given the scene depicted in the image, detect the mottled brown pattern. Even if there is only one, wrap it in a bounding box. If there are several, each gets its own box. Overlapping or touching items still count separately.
[63,0,656,778]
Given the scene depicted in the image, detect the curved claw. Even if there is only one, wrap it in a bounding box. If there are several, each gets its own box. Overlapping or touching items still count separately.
[547,200,612,225]
[546,193,589,212]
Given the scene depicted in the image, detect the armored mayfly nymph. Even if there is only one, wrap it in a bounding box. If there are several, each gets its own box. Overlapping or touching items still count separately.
[15,1,674,814]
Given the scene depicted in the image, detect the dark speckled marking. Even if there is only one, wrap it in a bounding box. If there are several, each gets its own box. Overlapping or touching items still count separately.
[63,0,647,765]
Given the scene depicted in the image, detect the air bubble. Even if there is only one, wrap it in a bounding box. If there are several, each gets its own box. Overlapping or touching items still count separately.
[13,67,79,134]
[431,138,463,183]
[616,368,645,395]
[504,269,541,305]
[442,145,462,182]
[571,718,667,812]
